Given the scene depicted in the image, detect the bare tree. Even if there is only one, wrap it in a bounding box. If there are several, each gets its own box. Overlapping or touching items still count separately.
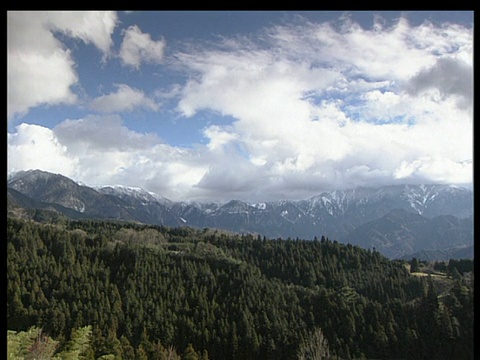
[297,327,333,360]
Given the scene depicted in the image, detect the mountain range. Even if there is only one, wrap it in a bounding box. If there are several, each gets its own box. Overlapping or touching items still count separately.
[7,169,474,260]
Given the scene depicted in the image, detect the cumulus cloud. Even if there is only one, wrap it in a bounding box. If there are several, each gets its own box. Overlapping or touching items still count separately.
[8,123,79,177]
[173,14,473,199]
[89,84,159,113]
[53,114,161,151]
[7,11,118,120]
[7,14,473,202]
[7,116,209,200]
[119,25,166,68]
[394,156,472,184]
[43,11,117,55]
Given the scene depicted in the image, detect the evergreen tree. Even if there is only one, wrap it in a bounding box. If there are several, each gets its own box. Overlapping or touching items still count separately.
[410,257,419,273]
[183,343,199,360]
[6,216,474,360]
[54,325,92,359]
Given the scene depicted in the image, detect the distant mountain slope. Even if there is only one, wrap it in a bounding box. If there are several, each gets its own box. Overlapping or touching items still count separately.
[7,169,473,259]
[8,187,90,219]
[171,184,473,245]
[344,209,474,259]
[9,170,119,214]
[400,245,474,262]
[8,170,185,226]
[96,185,184,227]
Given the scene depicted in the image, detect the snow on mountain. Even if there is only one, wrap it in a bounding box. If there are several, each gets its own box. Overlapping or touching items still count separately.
[250,202,267,210]
[7,170,473,259]
[7,169,92,213]
[300,187,373,217]
[402,184,436,215]
[218,200,255,214]
[296,184,472,220]
[400,184,472,217]
[97,185,172,206]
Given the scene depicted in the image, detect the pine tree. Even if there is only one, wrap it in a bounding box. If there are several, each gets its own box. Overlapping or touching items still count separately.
[182,343,199,360]
[410,258,419,273]
[54,325,92,359]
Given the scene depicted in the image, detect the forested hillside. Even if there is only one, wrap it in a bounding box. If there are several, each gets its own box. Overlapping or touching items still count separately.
[8,170,474,260]
[7,215,474,359]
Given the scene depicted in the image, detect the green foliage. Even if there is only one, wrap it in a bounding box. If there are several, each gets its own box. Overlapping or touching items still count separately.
[183,343,199,360]
[7,216,474,360]
[447,258,473,275]
[410,257,419,273]
[54,325,92,359]
[433,261,447,272]
[8,327,58,360]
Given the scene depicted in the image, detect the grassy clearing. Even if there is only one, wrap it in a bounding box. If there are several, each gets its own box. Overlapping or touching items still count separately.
[410,271,446,278]
[404,263,449,278]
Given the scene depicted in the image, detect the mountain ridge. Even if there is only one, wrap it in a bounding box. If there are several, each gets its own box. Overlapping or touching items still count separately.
[7,169,473,260]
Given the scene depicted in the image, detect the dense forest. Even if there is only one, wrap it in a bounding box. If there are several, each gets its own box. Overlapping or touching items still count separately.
[7,214,474,359]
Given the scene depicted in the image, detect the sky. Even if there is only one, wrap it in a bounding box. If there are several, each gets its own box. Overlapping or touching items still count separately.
[7,11,474,202]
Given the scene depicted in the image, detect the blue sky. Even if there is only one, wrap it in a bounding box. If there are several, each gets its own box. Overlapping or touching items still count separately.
[7,11,473,202]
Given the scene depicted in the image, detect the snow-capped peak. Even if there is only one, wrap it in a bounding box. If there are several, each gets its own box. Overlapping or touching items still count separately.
[304,189,361,216]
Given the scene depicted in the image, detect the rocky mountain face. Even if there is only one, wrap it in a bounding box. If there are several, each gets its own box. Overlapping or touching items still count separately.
[7,170,184,226]
[8,170,474,260]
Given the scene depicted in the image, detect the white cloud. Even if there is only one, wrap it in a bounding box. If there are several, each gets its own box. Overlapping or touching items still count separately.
[7,14,473,202]
[119,25,166,68]
[53,114,161,151]
[266,17,430,80]
[7,11,118,120]
[8,116,209,201]
[8,123,79,177]
[394,156,472,184]
[89,84,159,113]
[172,14,473,199]
[43,11,117,55]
